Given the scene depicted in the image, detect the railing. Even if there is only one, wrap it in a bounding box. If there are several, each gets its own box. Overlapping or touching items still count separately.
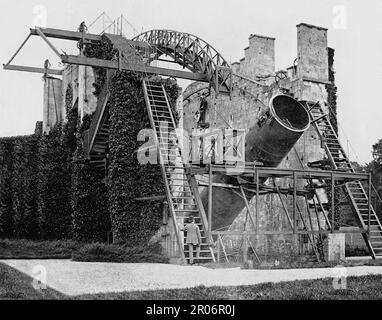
[85,70,114,158]
[182,129,246,165]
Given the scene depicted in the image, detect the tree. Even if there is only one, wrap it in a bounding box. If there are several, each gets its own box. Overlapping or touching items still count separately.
[367,139,382,217]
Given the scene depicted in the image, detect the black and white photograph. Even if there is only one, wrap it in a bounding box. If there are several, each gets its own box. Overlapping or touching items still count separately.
[0,0,382,310]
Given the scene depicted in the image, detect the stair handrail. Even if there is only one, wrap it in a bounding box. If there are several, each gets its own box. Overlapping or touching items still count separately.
[371,183,382,207]
[161,83,215,261]
[86,70,115,158]
[142,80,187,264]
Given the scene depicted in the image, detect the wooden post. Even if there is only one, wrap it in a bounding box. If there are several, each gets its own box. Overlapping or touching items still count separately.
[240,186,256,230]
[368,174,372,236]
[208,164,213,244]
[215,67,219,96]
[255,168,259,233]
[293,172,297,234]
[331,173,335,232]
[217,234,221,263]
[229,70,233,100]
[243,235,248,265]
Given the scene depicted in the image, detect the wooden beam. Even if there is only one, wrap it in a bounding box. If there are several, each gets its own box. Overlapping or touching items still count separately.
[331,172,335,232]
[135,195,166,201]
[239,186,257,231]
[61,55,209,82]
[368,175,372,236]
[198,181,239,189]
[30,27,102,41]
[208,164,212,243]
[5,33,31,65]
[211,229,367,236]
[293,171,297,234]
[276,186,294,230]
[3,64,62,75]
[35,28,62,58]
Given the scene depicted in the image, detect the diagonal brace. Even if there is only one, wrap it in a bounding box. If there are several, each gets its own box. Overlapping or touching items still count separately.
[35,27,62,59]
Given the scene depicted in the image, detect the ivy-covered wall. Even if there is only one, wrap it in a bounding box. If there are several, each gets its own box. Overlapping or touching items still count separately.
[107,71,165,244]
[71,114,110,242]
[0,83,109,241]
[325,47,342,229]
[0,36,180,245]
[83,36,180,245]
[326,47,338,135]
[0,135,40,239]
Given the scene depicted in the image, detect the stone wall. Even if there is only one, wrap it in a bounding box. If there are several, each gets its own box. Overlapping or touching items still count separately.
[182,23,331,260]
[43,76,63,134]
[60,64,98,120]
[43,65,98,133]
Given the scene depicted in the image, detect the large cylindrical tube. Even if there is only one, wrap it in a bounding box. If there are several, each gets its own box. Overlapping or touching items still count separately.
[202,94,310,230]
[245,94,310,166]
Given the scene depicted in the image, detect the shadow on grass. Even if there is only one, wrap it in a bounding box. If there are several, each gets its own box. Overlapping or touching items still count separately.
[77,274,382,300]
[0,263,67,300]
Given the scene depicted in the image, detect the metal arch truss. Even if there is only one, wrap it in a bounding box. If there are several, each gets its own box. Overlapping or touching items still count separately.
[133,30,233,94]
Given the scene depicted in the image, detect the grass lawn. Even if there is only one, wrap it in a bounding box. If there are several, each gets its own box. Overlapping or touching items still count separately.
[0,239,81,259]
[0,263,66,299]
[1,262,382,300]
[203,258,382,270]
[78,274,382,300]
[0,239,168,263]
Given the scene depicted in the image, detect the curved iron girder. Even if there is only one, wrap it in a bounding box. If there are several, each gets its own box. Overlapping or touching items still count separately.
[132,29,232,93]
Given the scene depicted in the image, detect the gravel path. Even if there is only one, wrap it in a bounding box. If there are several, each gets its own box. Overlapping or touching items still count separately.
[2,259,382,296]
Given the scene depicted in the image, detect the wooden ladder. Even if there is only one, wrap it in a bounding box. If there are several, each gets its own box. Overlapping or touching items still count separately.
[142,79,215,264]
[308,102,382,258]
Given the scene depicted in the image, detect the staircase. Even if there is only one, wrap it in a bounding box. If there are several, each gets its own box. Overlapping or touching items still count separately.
[142,79,215,264]
[85,70,115,170]
[308,102,382,258]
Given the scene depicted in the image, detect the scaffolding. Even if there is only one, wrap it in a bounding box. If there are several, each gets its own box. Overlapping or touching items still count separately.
[191,163,374,262]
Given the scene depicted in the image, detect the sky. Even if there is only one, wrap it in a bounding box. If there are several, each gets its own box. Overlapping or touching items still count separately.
[0,0,381,164]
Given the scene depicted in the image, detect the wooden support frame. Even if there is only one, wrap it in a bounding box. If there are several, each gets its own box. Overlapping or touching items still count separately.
[331,172,335,232]
[296,202,321,262]
[211,229,367,236]
[293,172,297,234]
[142,80,186,264]
[368,173,372,236]
[276,186,294,229]
[3,64,62,75]
[61,55,208,82]
[255,168,259,233]
[35,27,62,59]
[239,186,256,230]
[198,165,370,242]
[5,33,31,65]
[218,234,229,263]
[30,27,102,41]
[208,164,213,243]
[3,30,62,76]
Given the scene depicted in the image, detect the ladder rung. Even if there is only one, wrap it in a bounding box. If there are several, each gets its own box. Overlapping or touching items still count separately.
[173,196,195,200]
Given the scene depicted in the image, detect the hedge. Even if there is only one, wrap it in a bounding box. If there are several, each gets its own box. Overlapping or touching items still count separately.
[0,35,180,248]
[72,242,168,263]
[83,36,180,245]
[71,114,110,242]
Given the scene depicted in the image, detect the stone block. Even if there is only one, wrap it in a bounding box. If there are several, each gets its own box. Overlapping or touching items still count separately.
[323,233,345,262]
[297,23,329,82]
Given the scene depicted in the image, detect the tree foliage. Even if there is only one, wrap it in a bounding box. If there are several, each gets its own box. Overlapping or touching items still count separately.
[367,139,382,216]
[71,115,110,242]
